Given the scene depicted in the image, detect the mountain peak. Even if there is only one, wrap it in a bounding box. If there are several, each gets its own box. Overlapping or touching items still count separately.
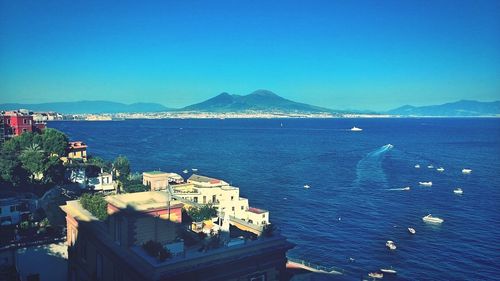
[247,89,279,98]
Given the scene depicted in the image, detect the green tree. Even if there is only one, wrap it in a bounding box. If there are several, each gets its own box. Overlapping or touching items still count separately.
[40,128,68,156]
[186,205,217,222]
[79,193,108,220]
[20,143,45,182]
[113,156,130,181]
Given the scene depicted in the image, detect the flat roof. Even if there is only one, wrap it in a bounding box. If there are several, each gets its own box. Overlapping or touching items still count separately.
[143,171,168,175]
[106,191,182,212]
[248,207,267,214]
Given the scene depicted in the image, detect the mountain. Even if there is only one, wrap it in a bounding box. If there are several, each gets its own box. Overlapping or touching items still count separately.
[182,90,331,113]
[0,101,169,114]
[387,100,500,116]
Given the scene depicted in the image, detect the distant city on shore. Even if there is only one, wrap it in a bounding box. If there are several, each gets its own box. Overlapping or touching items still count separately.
[1,90,499,120]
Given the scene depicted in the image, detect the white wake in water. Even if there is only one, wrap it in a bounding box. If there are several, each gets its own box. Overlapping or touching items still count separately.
[355,144,393,188]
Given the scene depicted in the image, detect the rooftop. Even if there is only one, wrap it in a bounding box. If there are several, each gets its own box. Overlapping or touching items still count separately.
[68,141,87,149]
[105,191,182,212]
[143,170,168,175]
[188,174,228,186]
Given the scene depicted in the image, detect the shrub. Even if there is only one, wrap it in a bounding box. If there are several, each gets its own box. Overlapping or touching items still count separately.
[142,240,172,262]
[79,193,108,220]
[186,205,217,222]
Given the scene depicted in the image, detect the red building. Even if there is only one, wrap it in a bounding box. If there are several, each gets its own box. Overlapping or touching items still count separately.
[1,111,46,140]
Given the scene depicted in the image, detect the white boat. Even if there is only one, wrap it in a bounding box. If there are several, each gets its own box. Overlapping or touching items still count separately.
[419,181,433,187]
[191,168,198,172]
[462,169,472,174]
[414,164,420,168]
[304,185,310,189]
[385,240,397,250]
[402,187,410,191]
[454,188,463,195]
[422,214,444,224]
[380,268,397,274]
[182,169,189,174]
[436,167,445,172]
[350,126,363,131]
[368,272,383,279]
[427,165,434,169]
[408,227,416,234]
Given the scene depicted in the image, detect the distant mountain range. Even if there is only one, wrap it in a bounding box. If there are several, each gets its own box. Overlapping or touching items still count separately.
[181,89,331,113]
[387,100,500,116]
[1,92,498,116]
[0,101,169,114]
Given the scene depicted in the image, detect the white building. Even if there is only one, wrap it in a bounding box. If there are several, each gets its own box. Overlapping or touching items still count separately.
[88,172,115,193]
[170,174,269,227]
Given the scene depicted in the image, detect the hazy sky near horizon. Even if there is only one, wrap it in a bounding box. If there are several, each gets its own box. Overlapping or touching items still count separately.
[1,0,499,111]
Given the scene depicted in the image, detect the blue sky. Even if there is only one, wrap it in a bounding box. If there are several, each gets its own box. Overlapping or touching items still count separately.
[1,0,499,110]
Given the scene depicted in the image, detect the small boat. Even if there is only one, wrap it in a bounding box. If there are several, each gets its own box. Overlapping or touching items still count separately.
[402,187,410,191]
[408,227,416,234]
[414,164,420,168]
[422,214,444,224]
[453,188,463,195]
[462,169,472,174]
[182,169,189,174]
[350,126,363,132]
[380,268,397,274]
[427,165,434,169]
[385,240,397,250]
[436,167,445,172]
[191,168,198,172]
[304,185,310,189]
[368,272,383,279]
[419,181,433,187]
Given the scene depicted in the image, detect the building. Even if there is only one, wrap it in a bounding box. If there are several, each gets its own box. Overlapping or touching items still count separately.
[143,171,184,191]
[60,191,293,281]
[170,174,270,230]
[1,111,46,140]
[63,141,88,163]
[0,193,37,226]
[88,172,115,193]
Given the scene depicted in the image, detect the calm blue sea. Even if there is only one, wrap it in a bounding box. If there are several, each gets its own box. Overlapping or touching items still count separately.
[51,118,500,280]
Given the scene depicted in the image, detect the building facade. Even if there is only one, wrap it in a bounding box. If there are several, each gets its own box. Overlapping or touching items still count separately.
[61,191,293,281]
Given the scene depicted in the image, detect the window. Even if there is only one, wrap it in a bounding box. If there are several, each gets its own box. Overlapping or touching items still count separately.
[231,196,234,201]
[203,196,206,204]
[232,207,235,211]
[193,197,198,203]
[262,214,265,218]
[212,195,216,203]
[96,253,103,281]
[22,128,27,133]
[241,206,244,210]
[81,240,87,262]
[114,218,121,245]
[23,119,27,124]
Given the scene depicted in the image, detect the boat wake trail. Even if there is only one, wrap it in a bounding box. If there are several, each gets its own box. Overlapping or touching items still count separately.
[354,144,393,188]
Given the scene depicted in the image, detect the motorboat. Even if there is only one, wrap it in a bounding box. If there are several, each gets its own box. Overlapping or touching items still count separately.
[436,167,445,172]
[350,126,363,131]
[402,187,410,191]
[462,169,472,174]
[191,168,198,172]
[182,169,189,174]
[368,272,383,279]
[408,227,416,234]
[454,188,463,195]
[427,165,434,169]
[385,240,397,250]
[380,268,397,274]
[419,181,433,187]
[414,164,420,168]
[304,185,310,189]
[422,214,444,224]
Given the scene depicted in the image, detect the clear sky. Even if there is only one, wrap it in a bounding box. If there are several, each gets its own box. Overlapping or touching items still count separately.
[1,0,499,111]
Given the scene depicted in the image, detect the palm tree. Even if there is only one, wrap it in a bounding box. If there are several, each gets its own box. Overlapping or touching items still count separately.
[20,143,45,181]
